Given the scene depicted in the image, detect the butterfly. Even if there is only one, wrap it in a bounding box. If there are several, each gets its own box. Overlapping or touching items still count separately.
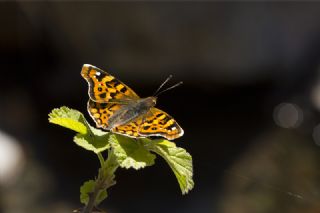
[81,64,184,140]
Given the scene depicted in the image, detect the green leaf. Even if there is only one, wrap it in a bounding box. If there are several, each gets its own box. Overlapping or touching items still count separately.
[74,126,110,153]
[49,106,195,195]
[49,107,110,153]
[149,140,194,194]
[49,106,88,134]
[80,180,107,205]
[109,134,156,170]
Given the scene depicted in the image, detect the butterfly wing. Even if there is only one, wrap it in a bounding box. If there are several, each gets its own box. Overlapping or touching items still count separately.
[112,119,143,138]
[81,64,139,103]
[87,100,124,129]
[138,108,184,140]
[112,108,184,140]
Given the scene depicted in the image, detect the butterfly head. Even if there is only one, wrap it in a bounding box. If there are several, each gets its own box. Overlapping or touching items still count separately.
[145,96,157,107]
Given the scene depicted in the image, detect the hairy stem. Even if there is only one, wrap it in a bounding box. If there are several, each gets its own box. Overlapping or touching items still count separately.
[82,150,118,213]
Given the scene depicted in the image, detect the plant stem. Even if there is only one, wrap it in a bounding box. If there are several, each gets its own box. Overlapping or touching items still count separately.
[97,152,105,168]
[82,149,118,213]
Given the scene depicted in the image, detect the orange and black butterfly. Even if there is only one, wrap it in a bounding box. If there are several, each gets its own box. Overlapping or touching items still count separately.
[81,64,184,140]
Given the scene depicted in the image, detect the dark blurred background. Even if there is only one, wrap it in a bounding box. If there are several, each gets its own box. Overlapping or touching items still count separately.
[2,2,320,213]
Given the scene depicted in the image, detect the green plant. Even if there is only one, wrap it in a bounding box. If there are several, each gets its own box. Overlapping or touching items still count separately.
[48,106,194,213]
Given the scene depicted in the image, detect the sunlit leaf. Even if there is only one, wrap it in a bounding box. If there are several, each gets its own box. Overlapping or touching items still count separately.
[149,140,194,194]
[49,107,110,153]
[49,106,88,134]
[110,134,156,170]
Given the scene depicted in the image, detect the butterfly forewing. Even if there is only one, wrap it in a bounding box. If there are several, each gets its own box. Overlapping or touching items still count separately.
[81,64,139,103]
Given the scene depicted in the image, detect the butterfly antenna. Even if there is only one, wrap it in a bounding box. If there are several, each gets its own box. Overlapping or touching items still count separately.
[155,81,183,97]
[153,75,173,96]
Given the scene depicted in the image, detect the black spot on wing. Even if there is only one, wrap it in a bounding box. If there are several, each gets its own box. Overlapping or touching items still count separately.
[95,73,105,82]
[99,93,106,99]
[105,84,113,89]
[109,79,118,84]
[100,103,107,108]
[110,92,117,99]
[155,113,164,117]
[86,65,92,75]
[120,87,127,93]
[161,116,171,124]
[113,81,120,87]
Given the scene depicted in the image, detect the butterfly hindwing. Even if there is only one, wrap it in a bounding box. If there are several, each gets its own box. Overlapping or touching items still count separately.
[87,99,123,129]
[112,108,184,140]
[138,108,184,140]
[112,119,143,138]
[81,64,139,103]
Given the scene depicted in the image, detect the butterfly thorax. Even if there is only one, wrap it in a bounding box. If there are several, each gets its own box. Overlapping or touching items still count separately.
[107,97,157,130]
